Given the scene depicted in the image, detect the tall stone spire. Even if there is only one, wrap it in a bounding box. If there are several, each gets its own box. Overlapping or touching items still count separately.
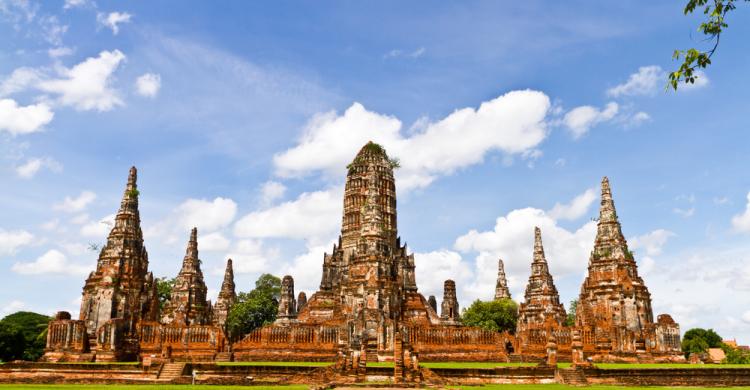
[577,177,654,334]
[517,227,567,327]
[79,166,158,338]
[494,258,511,300]
[162,228,210,326]
[212,258,236,328]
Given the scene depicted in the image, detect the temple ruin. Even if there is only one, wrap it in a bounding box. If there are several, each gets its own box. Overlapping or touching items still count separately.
[42,143,682,364]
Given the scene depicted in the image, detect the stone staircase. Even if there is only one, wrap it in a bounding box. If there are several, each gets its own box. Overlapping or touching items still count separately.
[158,362,187,381]
[557,367,588,386]
[215,352,233,362]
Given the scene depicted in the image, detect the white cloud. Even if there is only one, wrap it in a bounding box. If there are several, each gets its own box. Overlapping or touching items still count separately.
[414,250,474,300]
[38,50,126,111]
[97,12,132,35]
[607,65,663,97]
[742,311,750,324]
[628,111,651,127]
[732,192,750,233]
[15,157,62,178]
[70,213,89,225]
[135,73,161,98]
[234,187,342,244]
[80,214,115,238]
[0,99,54,135]
[0,67,42,97]
[563,102,618,139]
[174,197,237,232]
[629,229,675,256]
[0,229,34,255]
[274,90,551,191]
[673,207,695,218]
[260,180,286,206]
[63,0,89,9]
[39,15,68,46]
[0,300,25,318]
[225,239,278,274]
[384,47,426,59]
[12,249,90,275]
[454,207,597,301]
[607,65,708,97]
[681,70,710,91]
[48,46,74,58]
[54,190,96,212]
[40,219,59,231]
[198,231,230,252]
[548,188,596,221]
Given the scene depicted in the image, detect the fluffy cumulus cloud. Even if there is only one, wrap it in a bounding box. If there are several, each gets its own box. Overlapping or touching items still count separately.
[274,90,551,191]
[607,65,663,97]
[563,102,618,139]
[731,192,750,233]
[11,249,91,275]
[0,229,34,255]
[15,157,62,178]
[0,67,43,97]
[224,239,279,274]
[629,229,675,256]
[135,73,161,98]
[414,250,474,300]
[548,188,597,221]
[234,188,342,244]
[97,12,132,35]
[0,99,54,135]
[454,207,597,301]
[174,197,237,232]
[607,65,709,97]
[54,190,96,212]
[198,231,230,252]
[260,181,286,206]
[38,50,126,111]
[80,214,115,238]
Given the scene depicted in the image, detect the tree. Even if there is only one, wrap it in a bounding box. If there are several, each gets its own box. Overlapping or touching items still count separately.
[226,273,281,340]
[156,277,175,311]
[721,343,750,364]
[461,298,518,333]
[565,300,578,327]
[0,322,25,362]
[0,311,51,361]
[670,0,748,90]
[681,327,723,356]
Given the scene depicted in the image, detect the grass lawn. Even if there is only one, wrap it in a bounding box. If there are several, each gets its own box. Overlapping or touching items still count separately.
[594,363,750,369]
[459,386,750,390]
[217,361,332,367]
[0,387,307,390]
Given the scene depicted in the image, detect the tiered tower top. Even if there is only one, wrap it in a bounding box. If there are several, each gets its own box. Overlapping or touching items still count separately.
[341,142,398,255]
[494,258,512,300]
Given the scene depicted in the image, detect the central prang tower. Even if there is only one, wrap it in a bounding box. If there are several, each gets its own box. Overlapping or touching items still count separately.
[297,142,441,350]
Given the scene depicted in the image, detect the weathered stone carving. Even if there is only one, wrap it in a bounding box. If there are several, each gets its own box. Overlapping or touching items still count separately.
[276,275,297,322]
[161,228,211,326]
[212,259,236,329]
[576,177,682,360]
[440,280,460,324]
[494,258,511,300]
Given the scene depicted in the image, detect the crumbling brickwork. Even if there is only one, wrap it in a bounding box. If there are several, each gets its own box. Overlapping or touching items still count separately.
[161,228,212,326]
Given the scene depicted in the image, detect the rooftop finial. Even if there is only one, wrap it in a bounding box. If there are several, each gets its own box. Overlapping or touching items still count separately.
[598,176,618,223]
[494,257,511,300]
[533,226,546,263]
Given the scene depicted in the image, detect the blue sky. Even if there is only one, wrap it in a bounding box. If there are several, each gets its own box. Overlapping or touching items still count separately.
[2,0,750,343]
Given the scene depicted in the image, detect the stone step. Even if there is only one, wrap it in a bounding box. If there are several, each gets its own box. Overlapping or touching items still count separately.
[158,362,187,380]
[215,352,233,362]
[558,368,588,386]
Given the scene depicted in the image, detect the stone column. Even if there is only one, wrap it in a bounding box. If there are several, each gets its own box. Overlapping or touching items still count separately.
[393,328,404,383]
[546,333,557,367]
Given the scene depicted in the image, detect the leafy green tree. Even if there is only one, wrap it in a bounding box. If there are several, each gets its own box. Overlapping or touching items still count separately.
[565,300,578,327]
[670,0,748,90]
[226,273,281,340]
[0,322,25,362]
[681,327,723,356]
[721,343,750,364]
[461,298,518,333]
[0,311,51,361]
[156,277,175,311]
